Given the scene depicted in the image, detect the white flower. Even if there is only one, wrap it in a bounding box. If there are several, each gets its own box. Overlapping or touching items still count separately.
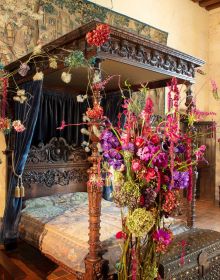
[92,125,101,138]
[12,120,25,132]
[82,114,90,122]
[85,147,90,153]
[17,89,25,96]
[81,141,89,147]
[61,72,72,83]
[81,128,90,135]
[33,44,42,55]
[97,143,103,153]
[33,71,44,81]
[49,57,58,69]
[77,95,84,102]
[76,94,88,102]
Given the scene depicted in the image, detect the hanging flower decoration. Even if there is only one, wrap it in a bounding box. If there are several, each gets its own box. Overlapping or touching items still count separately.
[33,71,44,81]
[0,118,11,134]
[18,63,30,77]
[86,24,110,47]
[12,120,25,132]
[13,89,27,104]
[86,104,104,119]
[49,57,58,69]
[61,72,72,83]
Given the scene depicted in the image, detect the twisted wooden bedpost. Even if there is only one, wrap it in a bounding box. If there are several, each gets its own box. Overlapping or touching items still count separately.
[185,83,197,228]
[84,59,109,280]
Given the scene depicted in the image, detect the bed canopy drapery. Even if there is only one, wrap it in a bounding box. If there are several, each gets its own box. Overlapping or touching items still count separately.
[2,21,204,279]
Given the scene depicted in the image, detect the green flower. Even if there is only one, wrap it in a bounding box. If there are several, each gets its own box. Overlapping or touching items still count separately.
[64,50,86,68]
[126,208,155,237]
[122,181,140,198]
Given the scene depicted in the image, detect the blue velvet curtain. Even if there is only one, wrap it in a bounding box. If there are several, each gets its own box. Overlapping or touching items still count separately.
[32,90,87,145]
[1,80,43,245]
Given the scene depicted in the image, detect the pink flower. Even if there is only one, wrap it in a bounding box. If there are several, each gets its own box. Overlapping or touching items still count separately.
[132,160,142,171]
[12,120,25,132]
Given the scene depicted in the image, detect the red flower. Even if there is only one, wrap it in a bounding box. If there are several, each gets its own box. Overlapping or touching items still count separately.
[144,168,156,182]
[139,195,145,206]
[86,24,110,47]
[116,231,127,240]
[135,137,144,147]
[150,134,160,145]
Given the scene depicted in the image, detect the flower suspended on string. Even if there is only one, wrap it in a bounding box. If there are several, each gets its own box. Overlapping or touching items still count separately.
[86,104,104,119]
[49,57,58,69]
[12,120,25,132]
[86,24,110,47]
[33,71,44,81]
[76,94,87,102]
[13,89,27,104]
[61,72,72,83]
[18,63,30,77]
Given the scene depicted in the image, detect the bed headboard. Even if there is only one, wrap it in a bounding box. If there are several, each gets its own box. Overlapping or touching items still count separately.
[23,137,90,200]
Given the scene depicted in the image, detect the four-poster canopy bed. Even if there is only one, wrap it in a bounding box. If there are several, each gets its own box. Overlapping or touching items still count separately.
[4,20,219,279]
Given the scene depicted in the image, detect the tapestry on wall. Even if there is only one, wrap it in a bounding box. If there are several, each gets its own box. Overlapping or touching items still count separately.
[0,0,168,65]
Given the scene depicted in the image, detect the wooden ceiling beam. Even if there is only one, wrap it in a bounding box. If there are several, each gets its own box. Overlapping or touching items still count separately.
[200,0,220,7]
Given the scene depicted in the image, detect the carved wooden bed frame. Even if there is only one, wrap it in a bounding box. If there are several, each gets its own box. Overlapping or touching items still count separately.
[5,21,205,279]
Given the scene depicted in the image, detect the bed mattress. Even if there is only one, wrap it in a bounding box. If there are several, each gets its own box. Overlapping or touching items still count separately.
[19,192,188,274]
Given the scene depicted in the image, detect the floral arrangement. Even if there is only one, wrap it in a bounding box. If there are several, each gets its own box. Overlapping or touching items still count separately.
[100,78,206,279]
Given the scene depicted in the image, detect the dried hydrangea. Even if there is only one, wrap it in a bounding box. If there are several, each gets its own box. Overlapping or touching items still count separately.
[61,72,72,83]
[64,50,86,68]
[49,57,58,69]
[33,71,44,81]
[126,208,155,237]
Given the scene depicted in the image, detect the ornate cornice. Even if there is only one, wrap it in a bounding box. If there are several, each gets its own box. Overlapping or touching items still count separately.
[5,21,204,85]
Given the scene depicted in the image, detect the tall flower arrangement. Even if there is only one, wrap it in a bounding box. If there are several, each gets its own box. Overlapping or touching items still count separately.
[100,79,206,279]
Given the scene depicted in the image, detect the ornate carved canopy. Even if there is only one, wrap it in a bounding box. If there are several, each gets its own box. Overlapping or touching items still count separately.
[6,21,204,89]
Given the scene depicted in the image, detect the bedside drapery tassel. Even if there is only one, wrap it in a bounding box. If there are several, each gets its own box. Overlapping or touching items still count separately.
[15,185,20,198]
[14,175,25,198]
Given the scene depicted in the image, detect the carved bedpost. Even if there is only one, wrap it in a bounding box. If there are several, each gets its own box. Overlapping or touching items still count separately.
[84,59,109,280]
[185,83,197,228]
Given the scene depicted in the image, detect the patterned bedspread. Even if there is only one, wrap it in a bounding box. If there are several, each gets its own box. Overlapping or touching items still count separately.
[19,192,122,273]
[19,192,188,274]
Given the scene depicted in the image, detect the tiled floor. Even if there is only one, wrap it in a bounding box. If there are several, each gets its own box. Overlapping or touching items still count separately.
[1,199,220,279]
[195,199,220,232]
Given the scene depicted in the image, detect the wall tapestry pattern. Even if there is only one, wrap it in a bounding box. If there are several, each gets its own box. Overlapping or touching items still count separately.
[0,0,168,65]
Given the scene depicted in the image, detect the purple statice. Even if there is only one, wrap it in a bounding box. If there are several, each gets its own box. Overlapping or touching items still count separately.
[137,143,160,162]
[172,170,189,189]
[152,152,168,168]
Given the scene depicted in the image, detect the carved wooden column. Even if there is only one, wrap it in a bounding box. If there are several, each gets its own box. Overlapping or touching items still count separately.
[185,83,197,228]
[84,59,109,280]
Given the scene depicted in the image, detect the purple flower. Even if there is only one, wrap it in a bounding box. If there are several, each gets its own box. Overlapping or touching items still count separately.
[153,152,168,168]
[108,159,123,169]
[172,170,189,189]
[101,130,114,140]
[122,142,134,152]
[174,144,185,153]
[107,136,120,148]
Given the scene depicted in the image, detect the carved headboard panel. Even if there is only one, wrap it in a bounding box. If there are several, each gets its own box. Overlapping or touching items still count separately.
[23,137,90,199]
